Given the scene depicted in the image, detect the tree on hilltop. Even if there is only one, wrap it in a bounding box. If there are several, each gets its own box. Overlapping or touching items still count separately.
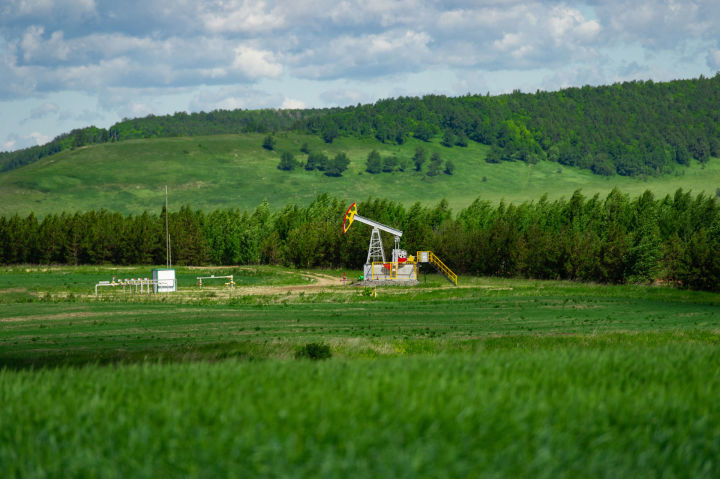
[444,159,455,175]
[305,152,328,171]
[413,146,427,171]
[262,135,276,150]
[427,152,443,176]
[277,151,298,170]
[442,130,455,148]
[366,150,382,174]
[383,155,399,172]
[325,152,349,177]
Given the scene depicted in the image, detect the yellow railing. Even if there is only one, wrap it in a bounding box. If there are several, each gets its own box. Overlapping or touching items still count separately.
[371,262,397,279]
[417,251,458,286]
[370,262,418,281]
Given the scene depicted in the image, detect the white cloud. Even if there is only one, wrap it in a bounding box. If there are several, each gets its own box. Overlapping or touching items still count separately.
[708,49,720,70]
[541,65,609,91]
[9,0,96,17]
[324,0,421,26]
[20,25,44,61]
[201,0,285,33]
[289,29,432,79]
[1,131,39,152]
[3,0,718,95]
[27,131,51,145]
[0,46,38,98]
[452,70,489,95]
[547,6,600,44]
[2,0,720,149]
[126,102,153,118]
[53,57,133,89]
[2,138,16,151]
[590,0,719,49]
[493,33,523,52]
[280,98,305,109]
[188,85,281,112]
[232,45,283,79]
[29,102,59,119]
[320,88,368,105]
[368,30,430,55]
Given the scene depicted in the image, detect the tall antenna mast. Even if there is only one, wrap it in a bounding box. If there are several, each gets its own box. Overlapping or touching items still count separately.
[165,185,170,268]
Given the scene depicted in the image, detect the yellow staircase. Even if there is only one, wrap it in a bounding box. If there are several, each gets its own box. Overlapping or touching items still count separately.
[417,251,458,286]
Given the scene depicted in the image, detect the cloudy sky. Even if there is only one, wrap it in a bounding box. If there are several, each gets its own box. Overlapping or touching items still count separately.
[1,0,719,151]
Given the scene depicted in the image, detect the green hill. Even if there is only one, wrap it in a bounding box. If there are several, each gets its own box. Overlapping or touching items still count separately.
[3,75,719,179]
[1,132,718,216]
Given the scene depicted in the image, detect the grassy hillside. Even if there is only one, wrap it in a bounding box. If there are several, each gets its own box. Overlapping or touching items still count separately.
[1,132,719,216]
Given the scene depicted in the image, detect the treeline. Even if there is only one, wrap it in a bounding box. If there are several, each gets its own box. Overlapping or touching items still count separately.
[107,109,321,139]
[303,75,720,177]
[0,110,318,172]
[2,190,719,291]
[0,127,108,172]
[365,147,454,175]
[3,76,719,176]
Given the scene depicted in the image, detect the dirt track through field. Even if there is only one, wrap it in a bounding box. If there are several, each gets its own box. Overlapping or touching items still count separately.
[233,272,343,295]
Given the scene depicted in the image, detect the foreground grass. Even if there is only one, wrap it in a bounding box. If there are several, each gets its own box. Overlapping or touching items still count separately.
[2,266,719,476]
[1,132,718,216]
[2,346,719,477]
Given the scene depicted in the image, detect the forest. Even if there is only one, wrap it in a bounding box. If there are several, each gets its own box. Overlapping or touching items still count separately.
[1,190,719,291]
[2,75,719,176]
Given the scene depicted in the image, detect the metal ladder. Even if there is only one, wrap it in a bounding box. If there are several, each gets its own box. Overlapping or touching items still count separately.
[418,251,458,286]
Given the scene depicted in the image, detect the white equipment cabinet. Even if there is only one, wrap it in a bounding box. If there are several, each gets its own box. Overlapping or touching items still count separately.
[152,268,177,293]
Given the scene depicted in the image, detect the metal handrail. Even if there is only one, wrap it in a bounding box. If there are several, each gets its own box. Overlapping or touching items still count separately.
[425,252,458,286]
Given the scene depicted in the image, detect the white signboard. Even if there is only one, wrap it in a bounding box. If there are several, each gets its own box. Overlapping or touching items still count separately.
[153,269,176,293]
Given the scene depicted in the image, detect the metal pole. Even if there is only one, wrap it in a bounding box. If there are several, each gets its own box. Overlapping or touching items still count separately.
[165,185,170,268]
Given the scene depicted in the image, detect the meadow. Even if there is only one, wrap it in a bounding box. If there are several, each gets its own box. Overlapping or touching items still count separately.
[1,266,719,476]
[1,132,719,216]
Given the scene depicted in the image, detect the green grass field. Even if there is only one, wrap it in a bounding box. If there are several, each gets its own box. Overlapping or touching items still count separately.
[1,132,719,216]
[1,266,719,476]
[3,347,718,477]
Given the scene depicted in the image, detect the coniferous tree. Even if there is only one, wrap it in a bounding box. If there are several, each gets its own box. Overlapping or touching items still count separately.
[382,155,398,172]
[305,152,328,171]
[444,159,455,175]
[413,146,427,171]
[427,152,443,176]
[325,152,350,177]
[277,151,298,170]
[3,187,720,290]
[262,135,276,150]
[366,150,382,174]
[442,130,455,147]
[413,122,434,141]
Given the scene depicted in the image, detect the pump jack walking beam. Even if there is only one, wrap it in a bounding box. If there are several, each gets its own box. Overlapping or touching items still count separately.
[343,202,403,238]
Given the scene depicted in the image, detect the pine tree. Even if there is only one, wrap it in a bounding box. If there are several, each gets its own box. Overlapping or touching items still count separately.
[427,152,443,176]
[413,146,427,171]
[366,150,382,174]
[277,151,298,170]
[262,135,276,150]
[444,159,455,175]
[325,153,350,177]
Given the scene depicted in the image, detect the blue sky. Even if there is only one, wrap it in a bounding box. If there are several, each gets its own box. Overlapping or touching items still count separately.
[1,0,719,152]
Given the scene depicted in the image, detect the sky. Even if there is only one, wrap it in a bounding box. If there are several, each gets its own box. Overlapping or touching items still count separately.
[1,0,719,152]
